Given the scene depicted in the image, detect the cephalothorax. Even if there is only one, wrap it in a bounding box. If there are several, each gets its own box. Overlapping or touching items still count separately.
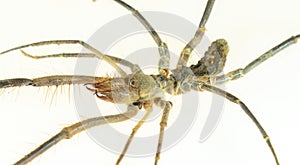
[0,0,299,164]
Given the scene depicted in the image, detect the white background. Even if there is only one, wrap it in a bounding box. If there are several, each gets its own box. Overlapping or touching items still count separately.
[0,0,300,165]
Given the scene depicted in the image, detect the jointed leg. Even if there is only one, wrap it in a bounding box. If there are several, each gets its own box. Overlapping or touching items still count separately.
[154,99,173,165]
[20,50,141,72]
[112,0,170,75]
[116,106,153,165]
[0,75,109,89]
[14,104,139,165]
[0,40,75,55]
[177,0,216,67]
[196,83,279,165]
[214,35,300,84]
[0,40,127,76]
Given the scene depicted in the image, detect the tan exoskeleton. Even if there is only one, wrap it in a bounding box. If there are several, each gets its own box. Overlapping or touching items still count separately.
[0,0,299,164]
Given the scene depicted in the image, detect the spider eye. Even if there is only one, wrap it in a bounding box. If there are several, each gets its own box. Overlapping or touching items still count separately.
[129,78,137,87]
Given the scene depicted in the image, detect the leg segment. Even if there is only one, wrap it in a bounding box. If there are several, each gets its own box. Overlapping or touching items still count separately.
[214,35,300,84]
[20,50,141,72]
[14,104,139,165]
[196,83,279,165]
[116,106,153,165]
[154,99,173,165]
[112,0,170,75]
[177,0,216,67]
[0,40,127,76]
[0,75,109,89]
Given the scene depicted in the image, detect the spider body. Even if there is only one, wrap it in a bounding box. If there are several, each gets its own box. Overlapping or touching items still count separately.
[0,0,299,165]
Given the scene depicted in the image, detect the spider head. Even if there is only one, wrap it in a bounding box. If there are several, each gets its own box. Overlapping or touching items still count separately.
[85,71,159,104]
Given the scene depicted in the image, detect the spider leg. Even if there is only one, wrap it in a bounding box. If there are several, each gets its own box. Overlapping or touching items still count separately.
[0,75,109,89]
[0,40,73,55]
[112,0,170,76]
[154,99,172,165]
[195,83,279,165]
[20,50,141,72]
[177,0,216,67]
[214,34,300,84]
[116,106,153,165]
[14,104,139,165]
[0,40,127,76]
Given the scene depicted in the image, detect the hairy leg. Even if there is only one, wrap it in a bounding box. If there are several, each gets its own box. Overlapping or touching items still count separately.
[0,75,109,89]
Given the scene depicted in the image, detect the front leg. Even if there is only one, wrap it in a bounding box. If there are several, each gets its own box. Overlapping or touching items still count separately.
[0,75,109,89]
